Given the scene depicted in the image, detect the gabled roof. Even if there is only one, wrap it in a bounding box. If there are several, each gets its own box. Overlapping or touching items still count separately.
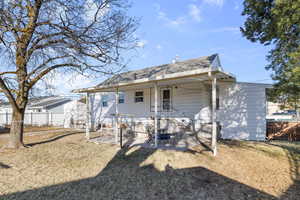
[28,96,71,109]
[99,54,219,87]
[73,54,236,93]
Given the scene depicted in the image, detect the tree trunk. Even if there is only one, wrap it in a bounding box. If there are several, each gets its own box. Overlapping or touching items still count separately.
[8,109,25,148]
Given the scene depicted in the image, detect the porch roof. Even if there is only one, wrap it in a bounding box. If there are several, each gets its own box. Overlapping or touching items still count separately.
[72,54,236,93]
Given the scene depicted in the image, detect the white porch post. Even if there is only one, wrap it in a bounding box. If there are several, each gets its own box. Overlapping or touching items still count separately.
[154,82,158,147]
[115,88,119,144]
[211,76,217,156]
[85,92,90,140]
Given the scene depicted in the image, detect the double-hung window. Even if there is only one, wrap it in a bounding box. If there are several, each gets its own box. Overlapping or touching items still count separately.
[102,95,108,107]
[135,91,144,103]
[162,89,171,111]
[118,93,125,104]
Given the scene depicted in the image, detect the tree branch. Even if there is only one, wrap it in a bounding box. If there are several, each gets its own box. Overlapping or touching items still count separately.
[0,71,17,75]
[28,63,81,88]
[0,77,19,111]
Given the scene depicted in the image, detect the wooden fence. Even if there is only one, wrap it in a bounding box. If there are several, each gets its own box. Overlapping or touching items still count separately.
[267,121,300,141]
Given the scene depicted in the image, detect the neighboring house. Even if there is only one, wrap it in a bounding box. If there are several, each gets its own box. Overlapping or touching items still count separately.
[73,54,272,141]
[266,102,297,121]
[266,102,282,116]
[0,96,72,126]
[0,96,71,113]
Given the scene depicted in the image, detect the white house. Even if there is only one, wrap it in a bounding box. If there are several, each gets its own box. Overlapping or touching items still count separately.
[64,99,87,128]
[0,96,71,113]
[73,54,271,154]
[0,96,71,126]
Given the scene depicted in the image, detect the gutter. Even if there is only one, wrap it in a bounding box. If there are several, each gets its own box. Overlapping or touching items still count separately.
[72,69,236,93]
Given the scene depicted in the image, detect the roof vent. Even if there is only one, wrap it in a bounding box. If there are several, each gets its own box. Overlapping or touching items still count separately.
[171,55,180,64]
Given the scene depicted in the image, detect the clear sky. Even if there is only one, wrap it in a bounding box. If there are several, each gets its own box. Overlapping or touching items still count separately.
[49,0,274,95]
[128,0,272,82]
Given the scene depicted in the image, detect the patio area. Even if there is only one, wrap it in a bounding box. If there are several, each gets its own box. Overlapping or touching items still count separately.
[89,123,213,151]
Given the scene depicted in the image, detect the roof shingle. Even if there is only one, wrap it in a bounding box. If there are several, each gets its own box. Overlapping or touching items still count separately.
[98,54,218,87]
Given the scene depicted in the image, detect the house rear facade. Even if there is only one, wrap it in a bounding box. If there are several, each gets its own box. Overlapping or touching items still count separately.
[74,54,271,141]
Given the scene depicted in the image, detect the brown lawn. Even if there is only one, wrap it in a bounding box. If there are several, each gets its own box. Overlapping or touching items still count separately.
[0,125,68,135]
[0,131,299,200]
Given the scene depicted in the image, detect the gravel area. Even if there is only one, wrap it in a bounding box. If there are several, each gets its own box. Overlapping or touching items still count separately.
[0,132,299,200]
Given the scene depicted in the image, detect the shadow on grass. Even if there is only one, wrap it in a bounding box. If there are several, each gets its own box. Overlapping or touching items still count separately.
[1,139,278,200]
[0,127,9,135]
[221,140,300,199]
[193,133,213,153]
[267,142,300,199]
[0,162,10,169]
[26,131,84,147]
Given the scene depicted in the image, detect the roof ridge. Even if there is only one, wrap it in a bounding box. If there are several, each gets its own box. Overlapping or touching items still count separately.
[119,53,217,75]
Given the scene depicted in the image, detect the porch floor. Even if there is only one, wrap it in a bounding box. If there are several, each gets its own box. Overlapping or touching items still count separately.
[89,130,212,151]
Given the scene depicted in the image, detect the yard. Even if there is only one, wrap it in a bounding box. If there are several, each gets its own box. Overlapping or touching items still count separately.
[0,130,299,200]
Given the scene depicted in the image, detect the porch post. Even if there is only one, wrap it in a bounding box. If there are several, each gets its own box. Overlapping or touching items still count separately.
[115,88,119,144]
[211,76,217,156]
[154,82,158,147]
[85,92,90,140]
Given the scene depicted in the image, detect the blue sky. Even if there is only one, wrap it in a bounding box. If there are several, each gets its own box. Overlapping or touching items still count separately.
[126,0,272,83]
[49,0,274,95]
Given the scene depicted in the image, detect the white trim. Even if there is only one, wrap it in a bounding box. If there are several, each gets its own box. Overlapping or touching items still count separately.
[154,82,158,147]
[211,54,224,72]
[212,76,217,156]
[115,89,119,144]
[73,69,235,93]
[236,81,273,87]
[85,93,90,140]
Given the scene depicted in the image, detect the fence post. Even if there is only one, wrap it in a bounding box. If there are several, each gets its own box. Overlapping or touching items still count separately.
[47,112,49,126]
[49,112,52,126]
[5,111,8,126]
[30,112,33,126]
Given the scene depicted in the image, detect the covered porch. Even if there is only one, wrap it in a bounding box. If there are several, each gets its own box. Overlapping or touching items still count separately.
[75,69,235,155]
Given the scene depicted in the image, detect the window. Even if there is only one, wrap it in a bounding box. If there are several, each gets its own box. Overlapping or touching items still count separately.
[118,93,125,104]
[102,95,108,107]
[135,91,144,103]
[162,89,171,111]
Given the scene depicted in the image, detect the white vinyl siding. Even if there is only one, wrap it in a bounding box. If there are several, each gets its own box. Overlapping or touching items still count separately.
[92,82,211,124]
[89,81,268,141]
[218,82,267,141]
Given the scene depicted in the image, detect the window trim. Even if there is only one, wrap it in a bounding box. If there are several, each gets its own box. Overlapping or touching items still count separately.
[216,86,220,110]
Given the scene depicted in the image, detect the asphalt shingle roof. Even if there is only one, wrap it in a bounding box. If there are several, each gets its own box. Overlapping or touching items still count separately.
[29,97,70,108]
[98,54,217,87]
[0,96,71,109]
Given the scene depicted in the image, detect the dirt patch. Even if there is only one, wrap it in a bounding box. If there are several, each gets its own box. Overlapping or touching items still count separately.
[0,133,299,199]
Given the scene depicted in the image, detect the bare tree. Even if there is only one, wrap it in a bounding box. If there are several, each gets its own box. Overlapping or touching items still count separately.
[0,0,138,148]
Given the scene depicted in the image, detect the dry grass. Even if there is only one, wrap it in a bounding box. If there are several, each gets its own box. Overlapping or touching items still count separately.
[0,125,65,134]
[0,132,299,200]
[0,127,81,148]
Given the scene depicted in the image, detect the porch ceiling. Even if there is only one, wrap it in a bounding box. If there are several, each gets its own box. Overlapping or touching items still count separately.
[72,71,235,93]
